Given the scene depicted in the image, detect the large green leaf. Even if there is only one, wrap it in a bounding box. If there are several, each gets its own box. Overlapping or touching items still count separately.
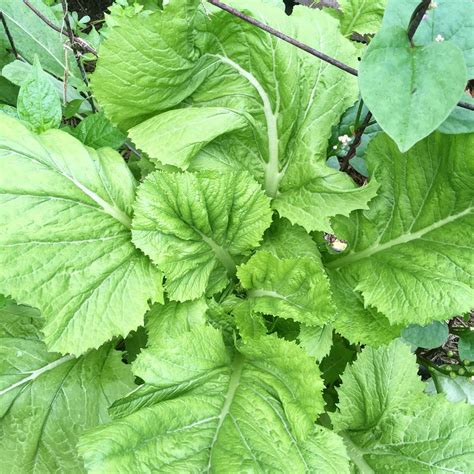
[92,0,377,232]
[333,340,474,473]
[359,26,466,152]
[383,0,474,77]
[0,115,162,355]
[0,299,135,472]
[79,323,349,472]
[132,170,272,302]
[332,340,424,432]
[0,0,79,78]
[326,132,473,326]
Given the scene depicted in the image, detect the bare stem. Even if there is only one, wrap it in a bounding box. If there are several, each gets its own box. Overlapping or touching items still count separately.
[339,111,372,172]
[60,0,96,111]
[407,0,431,43]
[0,12,20,59]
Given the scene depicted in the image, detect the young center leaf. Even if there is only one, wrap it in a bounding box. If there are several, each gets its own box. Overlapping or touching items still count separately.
[78,319,349,473]
[237,251,335,326]
[17,57,62,133]
[0,298,135,472]
[132,170,272,301]
[92,0,378,232]
[332,340,474,473]
[0,115,162,355]
[359,26,467,152]
[326,132,473,327]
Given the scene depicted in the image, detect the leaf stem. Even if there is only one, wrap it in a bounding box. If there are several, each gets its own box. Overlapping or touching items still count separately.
[340,432,375,474]
[339,111,372,172]
[407,0,431,43]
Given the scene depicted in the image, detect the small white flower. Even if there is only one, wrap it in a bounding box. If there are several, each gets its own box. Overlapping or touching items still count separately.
[338,134,351,146]
[430,1,438,8]
[435,34,445,42]
[333,145,338,150]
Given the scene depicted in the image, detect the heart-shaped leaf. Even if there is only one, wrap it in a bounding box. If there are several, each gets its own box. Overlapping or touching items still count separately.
[359,26,466,151]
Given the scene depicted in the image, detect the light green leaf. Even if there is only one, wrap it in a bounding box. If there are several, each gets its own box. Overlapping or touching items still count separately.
[259,217,321,260]
[337,0,387,36]
[238,251,335,326]
[17,57,62,133]
[78,325,336,472]
[0,0,79,78]
[383,0,474,77]
[145,299,208,343]
[333,340,474,473]
[458,331,474,362]
[359,26,467,152]
[273,160,379,233]
[299,323,333,361]
[128,107,248,169]
[327,132,474,326]
[233,300,268,341]
[0,299,135,472]
[332,340,424,432]
[0,115,162,355]
[93,0,375,231]
[402,321,449,349]
[68,112,126,149]
[132,170,272,302]
[328,269,402,346]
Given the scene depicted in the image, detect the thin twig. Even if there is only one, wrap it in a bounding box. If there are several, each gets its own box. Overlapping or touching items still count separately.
[407,0,431,43]
[60,0,96,111]
[0,12,20,59]
[458,100,474,111]
[23,0,97,56]
[207,0,359,76]
[339,111,372,172]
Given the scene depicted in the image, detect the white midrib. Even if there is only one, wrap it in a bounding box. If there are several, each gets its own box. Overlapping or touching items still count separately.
[66,175,132,229]
[206,353,244,472]
[6,147,132,229]
[192,227,236,276]
[247,289,308,311]
[0,354,75,397]
[327,207,473,269]
[216,55,282,198]
[341,432,375,474]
